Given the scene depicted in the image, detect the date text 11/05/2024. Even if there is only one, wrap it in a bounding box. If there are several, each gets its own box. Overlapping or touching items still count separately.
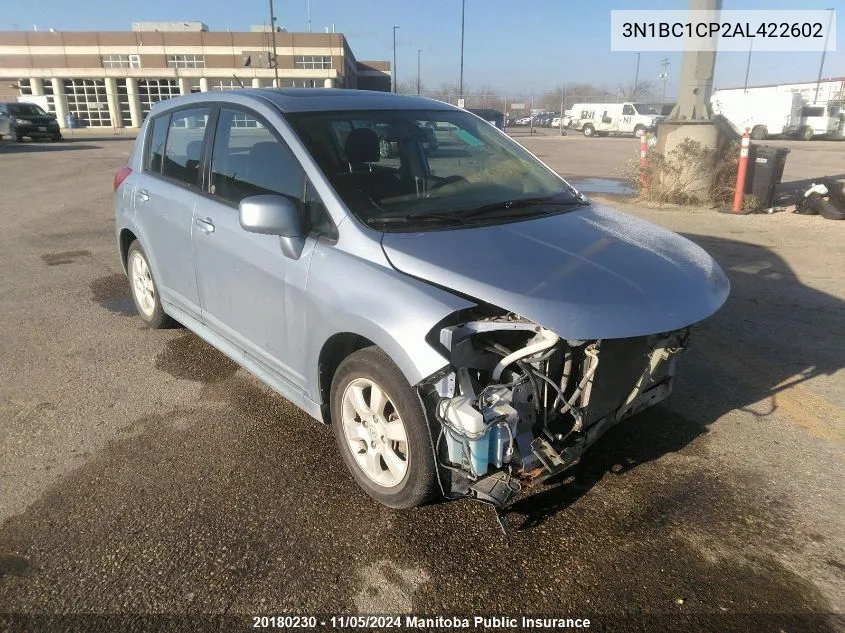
[251,615,592,629]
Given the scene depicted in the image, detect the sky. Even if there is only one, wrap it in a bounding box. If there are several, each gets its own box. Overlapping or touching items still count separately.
[3,0,843,99]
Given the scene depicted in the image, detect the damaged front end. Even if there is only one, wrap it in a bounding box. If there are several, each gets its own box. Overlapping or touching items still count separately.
[421,310,689,508]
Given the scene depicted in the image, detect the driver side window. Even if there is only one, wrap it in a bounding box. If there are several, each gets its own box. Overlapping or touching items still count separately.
[209,108,305,205]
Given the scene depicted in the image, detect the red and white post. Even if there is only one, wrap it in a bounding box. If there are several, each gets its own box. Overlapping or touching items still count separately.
[639,132,648,188]
[731,128,751,213]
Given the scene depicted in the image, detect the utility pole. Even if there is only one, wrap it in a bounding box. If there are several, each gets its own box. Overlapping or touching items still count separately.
[417,49,422,95]
[659,57,669,106]
[392,25,400,93]
[307,0,312,32]
[459,0,466,102]
[814,8,835,103]
[632,52,641,100]
[743,40,752,93]
[269,0,279,87]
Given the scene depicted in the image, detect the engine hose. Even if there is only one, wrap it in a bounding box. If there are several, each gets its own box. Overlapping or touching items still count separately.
[552,345,573,409]
[491,329,560,381]
[481,343,542,412]
[559,345,599,416]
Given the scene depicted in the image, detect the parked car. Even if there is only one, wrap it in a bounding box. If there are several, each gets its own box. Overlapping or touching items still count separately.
[114,89,728,509]
[467,108,505,130]
[0,110,11,139]
[0,102,62,141]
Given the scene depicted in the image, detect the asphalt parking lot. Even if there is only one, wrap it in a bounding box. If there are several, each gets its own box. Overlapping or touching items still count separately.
[1,134,844,632]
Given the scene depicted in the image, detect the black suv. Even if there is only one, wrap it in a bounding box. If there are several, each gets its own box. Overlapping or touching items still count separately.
[0,102,62,142]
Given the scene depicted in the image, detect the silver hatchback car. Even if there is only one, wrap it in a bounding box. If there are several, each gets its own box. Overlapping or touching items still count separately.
[114,89,729,509]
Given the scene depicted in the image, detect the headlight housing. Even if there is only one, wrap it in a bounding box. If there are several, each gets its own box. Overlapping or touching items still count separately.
[14,118,29,125]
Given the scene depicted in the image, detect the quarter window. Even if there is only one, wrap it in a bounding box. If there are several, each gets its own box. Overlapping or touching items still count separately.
[209,108,304,205]
[161,108,210,186]
[145,113,170,173]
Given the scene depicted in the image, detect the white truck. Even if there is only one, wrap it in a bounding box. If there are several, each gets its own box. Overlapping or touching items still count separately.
[798,104,842,140]
[710,91,802,140]
[568,102,659,137]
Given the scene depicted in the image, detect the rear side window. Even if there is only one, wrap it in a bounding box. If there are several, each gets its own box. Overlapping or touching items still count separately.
[145,114,169,173]
[160,107,210,187]
[209,108,304,205]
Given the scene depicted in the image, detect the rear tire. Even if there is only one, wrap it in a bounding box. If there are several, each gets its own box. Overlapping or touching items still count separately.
[751,125,768,140]
[127,240,172,329]
[583,124,595,137]
[330,346,439,509]
[799,126,814,141]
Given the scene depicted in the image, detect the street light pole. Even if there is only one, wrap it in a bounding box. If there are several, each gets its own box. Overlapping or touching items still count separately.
[268,0,280,88]
[417,49,422,95]
[743,39,753,93]
[814,8,834,103]
[659,57,670,105]
[632,52,641,100]
[459,0,465,102]
[392,25,400,93]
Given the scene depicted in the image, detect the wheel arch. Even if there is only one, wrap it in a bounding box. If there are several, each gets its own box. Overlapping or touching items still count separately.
[317,332,376,423]
[119,228,138,274]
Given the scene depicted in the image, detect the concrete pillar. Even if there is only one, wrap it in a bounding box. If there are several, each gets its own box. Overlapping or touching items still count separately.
[125,78,142,128]
[251,78,262,89]
[323,78,335,88]
[199,77,210,92]
[178,77,191,96]
[50,77,69,129]
[104,77,120,128]
[30,78,44,96]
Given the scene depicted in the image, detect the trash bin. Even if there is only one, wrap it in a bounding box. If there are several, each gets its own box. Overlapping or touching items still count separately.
[745,145,790,209]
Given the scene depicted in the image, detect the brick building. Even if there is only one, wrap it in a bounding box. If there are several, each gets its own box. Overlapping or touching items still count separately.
[0,21,392,129]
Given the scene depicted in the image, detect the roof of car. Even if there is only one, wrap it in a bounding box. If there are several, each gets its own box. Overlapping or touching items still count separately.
[152,88,459,115]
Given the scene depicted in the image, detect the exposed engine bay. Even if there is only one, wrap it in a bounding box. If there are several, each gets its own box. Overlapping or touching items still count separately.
[421,311,689,508]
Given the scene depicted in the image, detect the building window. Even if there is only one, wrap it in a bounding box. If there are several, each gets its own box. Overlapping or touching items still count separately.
[102,54,141,69]
[166,54,206,69]
[210,79,242,91]
[116,79,132,127]
[294,55,332,70]
[63,79,111,127]
[137,79,181,118]
[281,79,319,88]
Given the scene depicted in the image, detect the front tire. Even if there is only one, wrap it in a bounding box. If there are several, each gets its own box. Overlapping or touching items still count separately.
[634,124,647,137]
[330,347,439,509]
[127,240,171,329]
[799,126,814,141]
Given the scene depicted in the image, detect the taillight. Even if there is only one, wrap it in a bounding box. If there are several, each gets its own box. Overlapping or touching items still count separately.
[114,166,132,192]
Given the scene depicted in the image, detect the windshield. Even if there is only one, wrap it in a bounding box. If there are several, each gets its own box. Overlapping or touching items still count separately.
[8,103,47,116]
[633,103,658,115]
[286,109,580,228]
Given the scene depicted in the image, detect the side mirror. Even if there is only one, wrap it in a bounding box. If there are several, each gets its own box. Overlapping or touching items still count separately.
[239,195,307,259]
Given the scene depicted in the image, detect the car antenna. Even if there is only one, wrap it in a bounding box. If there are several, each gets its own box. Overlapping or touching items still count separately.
[232,74,245,89]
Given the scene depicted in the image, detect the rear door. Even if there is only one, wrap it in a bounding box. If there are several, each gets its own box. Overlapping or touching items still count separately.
[134,106,210,321]
[191,105,317,387]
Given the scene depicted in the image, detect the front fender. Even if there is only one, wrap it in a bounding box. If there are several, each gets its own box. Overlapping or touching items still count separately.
[304,242,475,402]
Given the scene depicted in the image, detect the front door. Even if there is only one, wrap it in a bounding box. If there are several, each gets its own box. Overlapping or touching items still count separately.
[134,106,210,320]
[192,106,315,386]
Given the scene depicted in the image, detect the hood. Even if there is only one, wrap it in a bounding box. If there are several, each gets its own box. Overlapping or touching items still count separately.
[380,204,729,339]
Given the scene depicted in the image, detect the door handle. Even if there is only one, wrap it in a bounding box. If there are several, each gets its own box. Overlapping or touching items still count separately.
[136,189,150,202]
[195,218,215,234]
